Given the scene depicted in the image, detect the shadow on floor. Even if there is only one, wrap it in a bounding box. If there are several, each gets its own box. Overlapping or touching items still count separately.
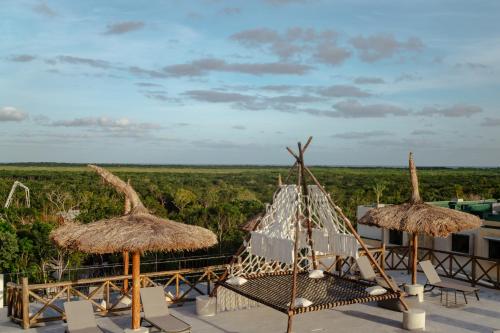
[462,306,500,318]
[338,310,405,331]
[427,314,495,333]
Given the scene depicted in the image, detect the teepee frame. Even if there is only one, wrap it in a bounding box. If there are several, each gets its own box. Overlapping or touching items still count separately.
[213,137,409,333]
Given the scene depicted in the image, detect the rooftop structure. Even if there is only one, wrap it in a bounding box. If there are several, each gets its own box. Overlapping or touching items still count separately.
[2,271,499,333]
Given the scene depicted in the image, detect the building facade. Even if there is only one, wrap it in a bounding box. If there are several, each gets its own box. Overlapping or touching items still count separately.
[357,199,500,260]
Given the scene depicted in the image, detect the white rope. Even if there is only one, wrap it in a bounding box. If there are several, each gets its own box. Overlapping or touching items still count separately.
[218,184,360,312]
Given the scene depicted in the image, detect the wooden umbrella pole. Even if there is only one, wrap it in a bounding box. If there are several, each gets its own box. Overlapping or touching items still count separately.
[287,163,302,333]
[131,251,141,330]
[409,152,421,203]
[123,194,131,293]
[303,166,410,311]
[412,233,418,285]
[298,142,318,269]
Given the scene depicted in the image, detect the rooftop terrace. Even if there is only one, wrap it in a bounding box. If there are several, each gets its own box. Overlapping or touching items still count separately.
[430,199,500,222]
[2,271,499,333]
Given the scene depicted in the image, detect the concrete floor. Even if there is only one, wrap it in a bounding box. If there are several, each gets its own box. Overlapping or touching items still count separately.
[2,272,499,333]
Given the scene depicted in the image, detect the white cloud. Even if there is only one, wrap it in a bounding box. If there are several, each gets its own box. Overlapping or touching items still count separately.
[0,107,28,122]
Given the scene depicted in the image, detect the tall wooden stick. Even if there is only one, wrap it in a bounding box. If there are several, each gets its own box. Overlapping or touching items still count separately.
[287,163,302,333]
[298,142,318,269]
[303,166,409,311]
[131,252,141,330]
[123,192,131,293]
[285,136,313,183]
[412,233,418,285]
[409,153,421,203]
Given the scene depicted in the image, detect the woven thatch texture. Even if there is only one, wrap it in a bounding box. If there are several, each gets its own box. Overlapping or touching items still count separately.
[51,213,217,254]
[358,202,481,237]
[358,152,481,237]
[51,165,217,254]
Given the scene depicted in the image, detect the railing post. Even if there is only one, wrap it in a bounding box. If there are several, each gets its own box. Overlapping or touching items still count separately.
[380,244,386,271]
[471,258,477,287]
[21,277,30,329]
[175,274,180,300]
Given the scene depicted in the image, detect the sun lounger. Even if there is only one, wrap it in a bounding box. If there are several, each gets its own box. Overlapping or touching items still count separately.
[419,260,480,304]
[356,255,403,288]
[140,286,191,333]
[64,300,103,333]
[356,256,405,312]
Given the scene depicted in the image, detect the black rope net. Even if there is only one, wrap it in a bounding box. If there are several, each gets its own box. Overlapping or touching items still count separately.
[219,272,401,315]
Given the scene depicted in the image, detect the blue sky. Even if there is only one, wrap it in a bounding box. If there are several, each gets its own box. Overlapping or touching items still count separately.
[1,0,499,166]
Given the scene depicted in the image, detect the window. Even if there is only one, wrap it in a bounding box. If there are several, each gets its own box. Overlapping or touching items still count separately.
[451,234,470,254]
[489,240,500,259]
[389,230,403,245]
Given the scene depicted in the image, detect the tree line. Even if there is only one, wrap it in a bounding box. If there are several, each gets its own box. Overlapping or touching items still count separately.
[0,165,499,283]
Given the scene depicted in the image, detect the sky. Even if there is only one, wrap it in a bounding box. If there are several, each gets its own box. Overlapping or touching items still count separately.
[1,0,499,166]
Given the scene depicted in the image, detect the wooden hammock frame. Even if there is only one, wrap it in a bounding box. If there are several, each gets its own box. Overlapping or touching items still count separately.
[212,137,409,333]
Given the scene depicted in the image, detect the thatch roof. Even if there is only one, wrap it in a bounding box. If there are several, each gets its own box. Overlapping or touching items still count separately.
[358,202,481,237]
[50,164,217,254]
[358,153,482,237]
[51,213,217,254]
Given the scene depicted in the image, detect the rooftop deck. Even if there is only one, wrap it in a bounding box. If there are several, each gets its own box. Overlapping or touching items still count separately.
[2,271,500,333]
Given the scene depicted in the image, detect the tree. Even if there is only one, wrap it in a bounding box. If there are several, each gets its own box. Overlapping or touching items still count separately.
[0,221,19,272]
[373,182,387,206]
[173,188,197,214]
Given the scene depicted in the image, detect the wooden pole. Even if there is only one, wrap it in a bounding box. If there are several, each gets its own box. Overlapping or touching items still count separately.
[123,191,131,294]
[285,136,313,183]
[409,153,421,203]
[21,277,29,330]
[131,252,141,330]
[287,163,302,333]
[303,166,410,311]
[298,142,318,269]
[412,233,418,285]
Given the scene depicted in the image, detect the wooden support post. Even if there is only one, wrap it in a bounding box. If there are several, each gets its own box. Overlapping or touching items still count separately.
[412,233,418,285]
[303,166,410,311]
[123,251,129,293]
[287,164,302,333]
[381,243,386,270]
[298,142,317,270]
[131,252,141,330]
[21,277,29,330]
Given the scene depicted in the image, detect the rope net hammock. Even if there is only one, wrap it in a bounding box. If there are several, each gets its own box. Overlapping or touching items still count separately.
[212,138,407,333]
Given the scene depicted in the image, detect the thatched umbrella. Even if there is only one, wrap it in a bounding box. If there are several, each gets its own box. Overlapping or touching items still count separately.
[359,153,481,285]
[51,165,217,330]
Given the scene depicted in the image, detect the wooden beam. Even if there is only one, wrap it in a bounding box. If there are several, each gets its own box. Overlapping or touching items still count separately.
[285,136,313,183]
[412,233,418,285]
[131,252,141,330]
[21,278,30,330]
[287,163,302,333]
[303,166,410,311]
[298,141,317,269]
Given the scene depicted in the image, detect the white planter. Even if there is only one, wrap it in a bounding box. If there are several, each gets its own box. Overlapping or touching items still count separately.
[196,295,217,316]
[402,309,425,330]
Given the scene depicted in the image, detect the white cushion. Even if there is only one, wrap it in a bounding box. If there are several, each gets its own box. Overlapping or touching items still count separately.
[287,297,313,307]
[308,269,324,279]
[366,285,387,296]
[226,276,248,286]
